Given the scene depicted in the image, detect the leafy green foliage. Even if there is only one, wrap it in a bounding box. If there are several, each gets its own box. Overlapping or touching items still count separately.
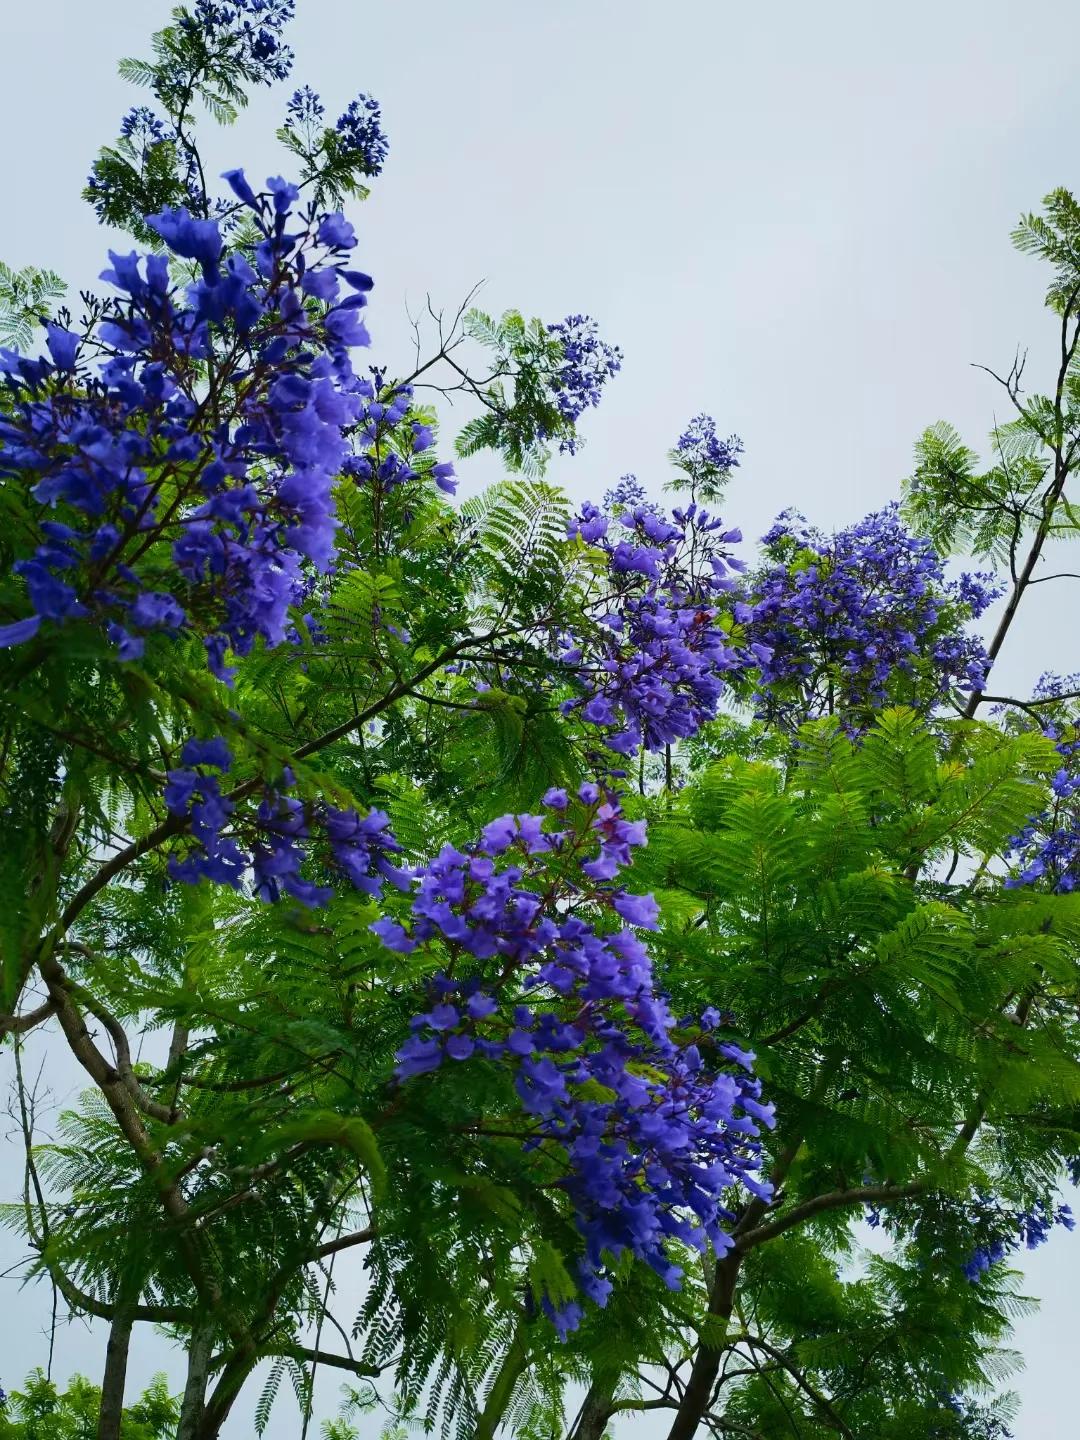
[904,188,1080,564]
[8,4,1080,1434]
[1012,186,1080,315]
[620,709,1080,1433]
[0,1370,178,1440]
[455,310,574,475]
[0,262,66,352]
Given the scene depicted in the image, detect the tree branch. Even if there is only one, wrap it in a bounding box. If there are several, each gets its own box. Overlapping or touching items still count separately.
[965,285,1080,717]
[0,998,56,1039]
[38,1257,192,1324]
[59,964,175,1123]
[313,1225,377,1261]
[728,1333,854,1438]
[257,1345,380,1378]
[55,635,485,936]
[735,1180,926,1252]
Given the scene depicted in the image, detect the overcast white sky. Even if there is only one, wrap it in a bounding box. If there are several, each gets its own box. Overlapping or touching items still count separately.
[3,1,1080,1435]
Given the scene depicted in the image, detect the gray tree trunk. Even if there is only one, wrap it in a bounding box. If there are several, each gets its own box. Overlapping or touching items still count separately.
[96,1307,134,1440]
[178,1323,215,1440]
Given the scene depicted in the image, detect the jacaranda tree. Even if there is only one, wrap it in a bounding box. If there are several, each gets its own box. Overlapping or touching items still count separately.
[1,7,1079,1440]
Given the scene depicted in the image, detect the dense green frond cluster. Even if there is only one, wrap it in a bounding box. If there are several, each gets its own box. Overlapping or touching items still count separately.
[0,1370,179,1439]
[455,311,575,475]
[0,262,66,353]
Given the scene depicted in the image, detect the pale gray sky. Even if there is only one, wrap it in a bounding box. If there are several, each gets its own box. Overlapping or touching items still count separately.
[3,1,1080,1434]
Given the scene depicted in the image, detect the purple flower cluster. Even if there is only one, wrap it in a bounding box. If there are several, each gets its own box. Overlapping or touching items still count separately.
[545,315,623,455]
[164,736,411,905]
[284,85,325,131]
[564,496,745,755]
[282,86,389,178]
[672,414,743,494]
[85,106,203,222]
[959,1194,1074,1282]
[738,505,998,725]
[1007,749,1080,891]
[866,1187,1074,1287]
[376,786,773,1334]
[602,474,653,514]
[119,105,173,151]
[0,172,379,676]
[1005,677,1080,891]
[342,371,456,495]
[334,94,389,177]
[179,0,296,84]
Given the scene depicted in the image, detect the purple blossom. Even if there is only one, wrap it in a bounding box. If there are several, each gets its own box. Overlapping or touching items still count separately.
[179,0,296,84]
[119,105,172,147]
[545,315,622,454]
[374,791,772,1333]
[0,616,42,648]
[602,474,651,514]
[1005,683,1080,892]
[147,207,224,275]
[334,93,389,176]
[0,174,376,673]
[737,504,993,727]
[284,84,325,132]
[868,1185,1074,1291]
[673,414,743,493]
[612,890,659,929]
[564,494,744,756]
[162,736,409,906]
[180,736,233,771]
[961,1194,1074,1281]
[43,324,80,372]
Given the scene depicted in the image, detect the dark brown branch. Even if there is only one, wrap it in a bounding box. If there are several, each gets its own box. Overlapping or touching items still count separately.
[979,690,1080,718]
[965,287,1080,718]
[251,1345,380,1378]
[60,968,175,1123]
[36,950,236,1339]
[663,1252,742,1440]
[41,1259,192,1324]
[0,999,56,1038]
[313,1225,377,1261]
[729,1333,854,1439]
[735,1180,926,1252]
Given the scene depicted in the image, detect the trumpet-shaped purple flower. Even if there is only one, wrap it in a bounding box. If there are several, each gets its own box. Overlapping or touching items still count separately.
[737,505,996,727]
[545,315,622,454]
[163,736,409,905]
[564,490,744,755]
[375,787,772,1333]
[335,93,389,176]
[0,172,387,675]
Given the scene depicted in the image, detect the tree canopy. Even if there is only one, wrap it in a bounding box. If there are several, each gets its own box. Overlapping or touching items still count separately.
[2,5,1080,1440]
